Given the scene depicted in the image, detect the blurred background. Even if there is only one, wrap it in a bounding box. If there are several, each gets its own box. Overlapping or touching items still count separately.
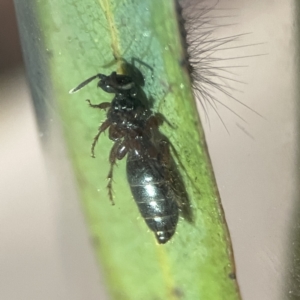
[0,1,108,299]
[0,0,298,300]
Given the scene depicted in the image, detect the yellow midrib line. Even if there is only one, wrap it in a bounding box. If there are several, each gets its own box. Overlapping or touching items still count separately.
[99,0,122,70]
[155,242,179,300]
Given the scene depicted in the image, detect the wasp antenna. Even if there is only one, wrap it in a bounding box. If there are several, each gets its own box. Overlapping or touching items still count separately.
[69,74,100,94]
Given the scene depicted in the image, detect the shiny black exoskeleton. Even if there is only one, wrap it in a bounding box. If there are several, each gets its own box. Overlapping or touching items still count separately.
[70,61,184,243]
[126,138,179,243]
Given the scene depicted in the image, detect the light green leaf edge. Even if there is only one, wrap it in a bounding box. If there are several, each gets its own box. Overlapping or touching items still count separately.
[20,0,241,299]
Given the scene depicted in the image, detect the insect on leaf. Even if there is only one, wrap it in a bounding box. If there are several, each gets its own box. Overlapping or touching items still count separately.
[14,0,241,299]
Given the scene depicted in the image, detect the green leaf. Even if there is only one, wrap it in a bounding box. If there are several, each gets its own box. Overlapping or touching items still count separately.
[15,0,241,299]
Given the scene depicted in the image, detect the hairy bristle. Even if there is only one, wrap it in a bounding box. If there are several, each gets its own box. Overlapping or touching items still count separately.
[178,0,264,129]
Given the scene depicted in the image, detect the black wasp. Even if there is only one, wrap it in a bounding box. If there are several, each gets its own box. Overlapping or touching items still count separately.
[70,60,190,244]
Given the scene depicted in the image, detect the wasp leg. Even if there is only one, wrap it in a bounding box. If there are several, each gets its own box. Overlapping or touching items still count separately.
[160,138,191,186]
[157,139,184,206]
[168,138,200,196]
[143,114,162,140]
[158,139,187,199]
[158,139,194,222]
[166,140,188,177]
[145,113,174,132]
[155,113,174,128]
[109,124,125,141]
[145,114,161,129]
[91,119,111,158]
[86,100,111,110]
[107,139,128,205]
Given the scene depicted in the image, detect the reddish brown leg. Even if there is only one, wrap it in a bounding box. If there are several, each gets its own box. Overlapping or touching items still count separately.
[145,114,161,130]
[158,139,185,208]
[161,138,199,193]
[160,139,194,222]
[91,119,111,158]
[160,139,186,177]
[128,137,143,156]
[145,113,173,134]
[109,124,125,141]
[106,139,128,205]
[141,114,162,140]
[86,100,111,110]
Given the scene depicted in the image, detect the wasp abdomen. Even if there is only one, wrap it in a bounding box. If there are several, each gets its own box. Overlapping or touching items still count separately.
[126,151,179,244]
